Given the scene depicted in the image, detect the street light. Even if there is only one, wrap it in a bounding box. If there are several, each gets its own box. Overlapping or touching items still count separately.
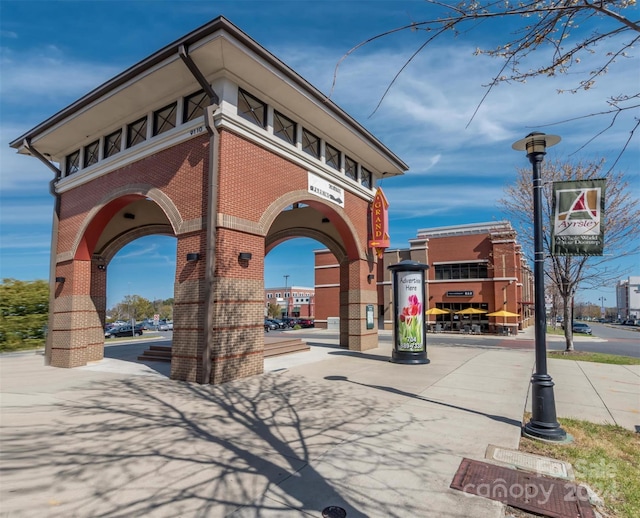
[283,274,289,318]
[599,296,606,319]
[512,132,568,442]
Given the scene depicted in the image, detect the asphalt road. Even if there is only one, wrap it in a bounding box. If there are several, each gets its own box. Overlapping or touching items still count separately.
[113,322,639,359]
[284,323,639,358]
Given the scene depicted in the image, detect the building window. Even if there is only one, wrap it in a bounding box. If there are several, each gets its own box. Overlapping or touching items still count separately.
[238,89,266,128]
[274,110,296,145]
[183,89,207,123]
[345,155,357,181]
[104,129,122,158]
[302,128,320,158]
[83,141,99,168]
[127,116,147,148]
[361,167,372,188]
[435,263,488,280]
[153,102,177,136]
[325,143,340,170]
[65,150,80,175]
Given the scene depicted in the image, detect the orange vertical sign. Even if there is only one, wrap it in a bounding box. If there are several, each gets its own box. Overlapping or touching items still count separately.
[369,188,390,258]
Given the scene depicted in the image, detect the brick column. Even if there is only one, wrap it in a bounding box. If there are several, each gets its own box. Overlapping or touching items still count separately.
[339,258,378,351]
[171,232,207,383]
[50,259,104,367]
[209,228,264,384]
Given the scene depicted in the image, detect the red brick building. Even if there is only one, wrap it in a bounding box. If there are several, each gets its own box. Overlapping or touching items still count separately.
[315,221,534,333]
[10,17,407,384]
[264,286,314,318]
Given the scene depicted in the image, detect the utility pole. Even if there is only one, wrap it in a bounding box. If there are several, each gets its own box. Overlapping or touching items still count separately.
[283,274,289,318]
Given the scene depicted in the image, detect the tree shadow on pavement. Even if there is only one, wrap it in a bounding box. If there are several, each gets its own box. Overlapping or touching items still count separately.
[0,370,459,517]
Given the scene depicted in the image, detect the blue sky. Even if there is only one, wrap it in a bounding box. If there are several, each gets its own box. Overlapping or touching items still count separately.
[1,0,638,309]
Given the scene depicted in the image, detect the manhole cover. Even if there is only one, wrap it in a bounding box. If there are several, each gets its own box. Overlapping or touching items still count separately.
[486,445,574,479]
[451,458,595,518]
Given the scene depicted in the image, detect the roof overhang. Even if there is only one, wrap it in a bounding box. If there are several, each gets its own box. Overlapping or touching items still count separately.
[9,16,407,177]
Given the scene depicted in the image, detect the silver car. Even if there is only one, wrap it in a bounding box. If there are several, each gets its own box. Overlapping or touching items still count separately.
[572,322,592,335]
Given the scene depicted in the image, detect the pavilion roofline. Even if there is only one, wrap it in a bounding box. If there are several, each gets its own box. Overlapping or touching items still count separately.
[9,16,408,175]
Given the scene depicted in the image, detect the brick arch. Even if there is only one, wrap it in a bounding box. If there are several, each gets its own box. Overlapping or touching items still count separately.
[266,227,347,263]
[72,185,184,261]
[97,224,175,264]
[259,190,363,261]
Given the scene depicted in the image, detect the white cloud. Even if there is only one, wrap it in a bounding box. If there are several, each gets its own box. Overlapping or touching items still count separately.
[0,129,57,193]
[0,46,121,196]
[0,46,119,102]
[278,34,638,172]
[113,243,160,261]
[0,231,52,251]
[0,197,54,224]
[381,183,505,220]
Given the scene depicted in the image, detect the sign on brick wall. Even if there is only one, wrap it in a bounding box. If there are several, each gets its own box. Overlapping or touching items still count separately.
[308,172,344,207]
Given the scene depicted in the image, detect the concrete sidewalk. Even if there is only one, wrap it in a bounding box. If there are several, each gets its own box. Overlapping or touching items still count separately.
[0,333,637,517]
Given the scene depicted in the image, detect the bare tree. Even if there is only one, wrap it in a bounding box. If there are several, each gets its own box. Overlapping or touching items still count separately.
[500,158,640,351]
[334,0,639,166]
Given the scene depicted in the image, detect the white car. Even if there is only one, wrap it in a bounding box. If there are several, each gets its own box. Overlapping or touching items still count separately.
[158,322,173,331]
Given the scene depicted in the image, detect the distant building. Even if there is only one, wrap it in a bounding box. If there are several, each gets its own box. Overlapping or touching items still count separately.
[315,221,534,333]
[264,286,314,318]
[615,276,640,321]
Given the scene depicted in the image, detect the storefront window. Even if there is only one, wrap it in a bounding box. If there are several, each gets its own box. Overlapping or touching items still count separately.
[435,263,488,280]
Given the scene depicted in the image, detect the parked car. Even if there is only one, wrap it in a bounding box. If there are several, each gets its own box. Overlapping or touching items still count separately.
[105,324,144,338]
[296,318,315,328]
[572,322,592,335]
[281,317,298,328]
[158,322,173,331]
[264,319,278,331]
[270,319,288,329]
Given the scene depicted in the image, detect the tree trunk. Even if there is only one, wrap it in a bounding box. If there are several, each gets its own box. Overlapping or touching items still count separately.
[563,296,574,352]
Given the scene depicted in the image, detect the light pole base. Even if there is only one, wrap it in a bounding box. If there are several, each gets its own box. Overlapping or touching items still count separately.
[523,374,568,442]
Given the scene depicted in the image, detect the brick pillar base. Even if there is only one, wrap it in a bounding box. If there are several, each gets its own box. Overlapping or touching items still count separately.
[50,293,104,368]
[339,258,379,351]
[210,277,264,384]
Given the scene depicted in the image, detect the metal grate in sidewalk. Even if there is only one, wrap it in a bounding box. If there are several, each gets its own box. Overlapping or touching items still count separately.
[450,458,596,518]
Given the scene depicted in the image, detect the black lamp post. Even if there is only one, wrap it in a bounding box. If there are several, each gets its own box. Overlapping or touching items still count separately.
[599,296,606,319]
[512,132,568,442]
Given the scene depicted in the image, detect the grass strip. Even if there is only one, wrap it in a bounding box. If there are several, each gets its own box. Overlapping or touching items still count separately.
[548,350,640,365]
[520,416,640,518]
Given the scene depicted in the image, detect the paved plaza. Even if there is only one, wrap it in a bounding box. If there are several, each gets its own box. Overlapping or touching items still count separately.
[1,331,638,517]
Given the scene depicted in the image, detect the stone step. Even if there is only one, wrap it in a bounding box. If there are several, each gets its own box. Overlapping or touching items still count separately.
[138,345,172,363]
[264,338,309,358]
[137,340,309,363]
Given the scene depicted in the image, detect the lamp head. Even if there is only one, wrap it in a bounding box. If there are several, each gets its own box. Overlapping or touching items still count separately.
[512,132,561,155]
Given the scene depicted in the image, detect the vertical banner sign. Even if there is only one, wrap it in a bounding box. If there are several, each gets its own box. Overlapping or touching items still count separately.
[395,271,425,352]
[551,179,606,256]
[369,188,390,258]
